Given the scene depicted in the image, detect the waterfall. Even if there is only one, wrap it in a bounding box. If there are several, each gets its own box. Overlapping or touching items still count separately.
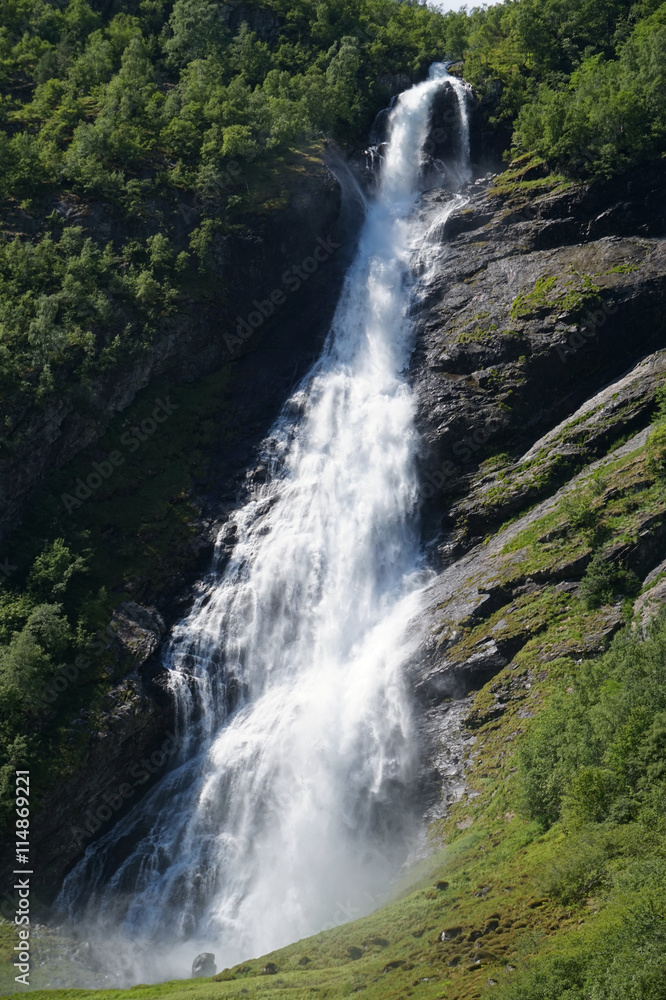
[56,67,472,985]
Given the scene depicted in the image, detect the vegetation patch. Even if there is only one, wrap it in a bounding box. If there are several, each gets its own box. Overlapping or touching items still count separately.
[510,271,603,323]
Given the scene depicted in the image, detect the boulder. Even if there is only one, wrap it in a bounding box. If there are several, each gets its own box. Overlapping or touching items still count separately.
[192,952,217,978]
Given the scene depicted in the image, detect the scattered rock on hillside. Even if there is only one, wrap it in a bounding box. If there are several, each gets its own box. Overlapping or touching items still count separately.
[192,953,217,978]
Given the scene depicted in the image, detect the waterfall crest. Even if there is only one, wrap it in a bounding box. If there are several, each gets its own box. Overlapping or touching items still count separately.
[57,67,472,985]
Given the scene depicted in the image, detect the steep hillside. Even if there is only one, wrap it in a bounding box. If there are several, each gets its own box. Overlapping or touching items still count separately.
[3,398,666,998]
[0,0,455,868]
[1,0,665,997]
[2,153,665,999]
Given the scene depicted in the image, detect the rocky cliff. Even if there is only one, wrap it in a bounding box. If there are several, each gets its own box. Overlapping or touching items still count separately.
[13,147,666,910]
[406,157,666,821]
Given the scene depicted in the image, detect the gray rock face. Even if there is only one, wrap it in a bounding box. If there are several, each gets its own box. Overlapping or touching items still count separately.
[406,162,666,819]
[634,573,666,629]
[192,952,217,978]
[108,602,166,678]
[409,163,666,549]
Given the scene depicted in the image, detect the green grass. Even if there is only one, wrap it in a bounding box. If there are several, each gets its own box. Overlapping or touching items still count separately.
[488,157,572,200]
[498,443,664,583]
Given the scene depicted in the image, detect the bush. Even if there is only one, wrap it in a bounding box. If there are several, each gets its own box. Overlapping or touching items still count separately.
[578,551,640,609]
[517,694,595,827]
[518,612,666,828]
[541,825,615,902]
[26,538,88,602]
[561,766,620,825]
[647,423,666,480]
[560,478,606,537]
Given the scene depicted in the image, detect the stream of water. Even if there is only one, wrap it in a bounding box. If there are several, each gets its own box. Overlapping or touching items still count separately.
[56,65,472,985]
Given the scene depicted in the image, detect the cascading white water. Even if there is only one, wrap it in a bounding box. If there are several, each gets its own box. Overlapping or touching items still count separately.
[57,66,471,985]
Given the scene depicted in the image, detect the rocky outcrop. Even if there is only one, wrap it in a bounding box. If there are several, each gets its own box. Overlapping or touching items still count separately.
[192,953,217,978]
[407,160,666,817]
[220,2,281,42]
[452,350,666,537]
[410,161,666,554]
[634,555,666,629]
[108,602,166,678]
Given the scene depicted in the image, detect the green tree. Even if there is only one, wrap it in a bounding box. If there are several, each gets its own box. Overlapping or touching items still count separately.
[164,0,227,66]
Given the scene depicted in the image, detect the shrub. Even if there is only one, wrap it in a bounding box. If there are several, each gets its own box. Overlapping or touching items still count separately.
[518,613,666,829]
[541,825,615,902]
[647,423,666,480]
[578,552,640,609]
[27,538,88,603]
[561,766,620,825]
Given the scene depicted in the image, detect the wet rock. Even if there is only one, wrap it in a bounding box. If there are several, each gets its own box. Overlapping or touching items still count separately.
[108,602,166,676]
[192,953,217,978]
[262,962,279,975]
[410,167,666,548]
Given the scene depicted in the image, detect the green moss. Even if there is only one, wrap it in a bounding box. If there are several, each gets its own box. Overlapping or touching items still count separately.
[498,446,664,582]
[557,273,603,318]
[510,275,558,319]
[510,271,603,323]
[600,263,641,275]
[489,156,572,198]
[456,326,493,344]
